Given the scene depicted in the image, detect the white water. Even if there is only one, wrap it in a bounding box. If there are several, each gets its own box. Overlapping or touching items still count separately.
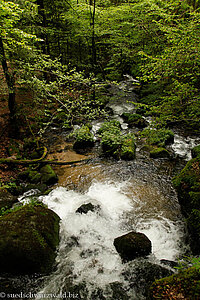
[21,179,187,299]
[172,134,200,160]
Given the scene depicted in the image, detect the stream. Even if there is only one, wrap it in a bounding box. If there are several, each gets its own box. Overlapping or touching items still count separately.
[10,78,200,299]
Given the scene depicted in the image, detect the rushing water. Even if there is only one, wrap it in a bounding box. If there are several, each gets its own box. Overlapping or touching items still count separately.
[18,156,188,300]
[14,78,199,299]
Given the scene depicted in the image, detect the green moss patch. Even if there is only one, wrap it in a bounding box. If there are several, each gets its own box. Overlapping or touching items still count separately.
[73,125,94,150]
[150,147,170,159]
[0,204,60,274]
[150,267,200,299]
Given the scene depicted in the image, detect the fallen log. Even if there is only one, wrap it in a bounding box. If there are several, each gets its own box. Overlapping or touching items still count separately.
[0,157,91,165]
[0,146,91,165]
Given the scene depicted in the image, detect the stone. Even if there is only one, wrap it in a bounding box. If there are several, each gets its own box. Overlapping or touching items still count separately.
[150,147,170,159]
[76,203,100,214]
[0,204,60,274]
[0,190,18,210]
[40,164,58,185]
[120,136,136,160]
[114,231,151,262]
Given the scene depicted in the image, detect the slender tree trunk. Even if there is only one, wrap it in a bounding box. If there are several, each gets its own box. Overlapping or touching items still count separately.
[0,36,16,119]
[36,0,50,55]
[90,0,96,67]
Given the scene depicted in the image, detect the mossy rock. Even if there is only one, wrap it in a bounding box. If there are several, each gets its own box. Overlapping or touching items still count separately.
[192,145,200,158]
[172,156,200,214]
[0,190,18,211]
[73,125,94,150]
[0,204,60,274]
[114,231,151,262]
[140,128,174,147]
[187,209,200,254]
[150,267,200,299]
[120,136,136,160]
[28,170,42,184]
[173,156,200,254]
[40,165,58,185]
[99,122,136,160]
[122,113,147,128]
[150,147,170,159]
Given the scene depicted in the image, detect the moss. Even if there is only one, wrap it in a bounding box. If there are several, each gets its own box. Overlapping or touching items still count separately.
[192,145,200,158]
[150,267,200,299]
[140,128,174,147]
[99,121,136,160]
[0,204,60,274]
[40,165,58,185]
[120,135,136,160]
[173,156,200,254]
[150,147,170,159]
[73,125,94,150]
[172,157,200,213]
[122,113,147,128]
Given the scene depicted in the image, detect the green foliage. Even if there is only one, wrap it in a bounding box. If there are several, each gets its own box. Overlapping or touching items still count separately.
[74,125,94,143]
[98,121,135,159]
[140,128,174,147]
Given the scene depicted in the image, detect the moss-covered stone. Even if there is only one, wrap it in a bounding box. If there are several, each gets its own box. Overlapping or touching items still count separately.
[150,147,170,159]
[73,125,94,150]
[99,121,136,160]
[173,157,200,214]
[40,165,58,185]
[173,156,200,254]
[192,145,200,158]
[140,128,174,147]
[114,231,151,262]
[0,204,60,274]
[0,190,17,211]
[120,136,136,160]
[150,267,200,299]
[122,113,147,128]
[187,209,200,254]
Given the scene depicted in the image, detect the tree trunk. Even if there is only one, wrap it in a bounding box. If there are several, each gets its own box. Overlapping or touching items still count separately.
[0,36,17,119]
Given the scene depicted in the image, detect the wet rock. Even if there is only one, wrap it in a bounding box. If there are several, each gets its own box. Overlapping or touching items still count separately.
[160,259,179,269]
[150,147,170,159]
[0,204,60,274]
[123,260,173,299]
[76,203,100,214]
[0,190,18,210]
[114,231,151,261]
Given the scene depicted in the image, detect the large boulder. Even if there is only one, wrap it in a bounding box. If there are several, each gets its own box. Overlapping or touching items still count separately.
[173,156,200,254]
[114,231,151,262]
[0,204,60,274]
